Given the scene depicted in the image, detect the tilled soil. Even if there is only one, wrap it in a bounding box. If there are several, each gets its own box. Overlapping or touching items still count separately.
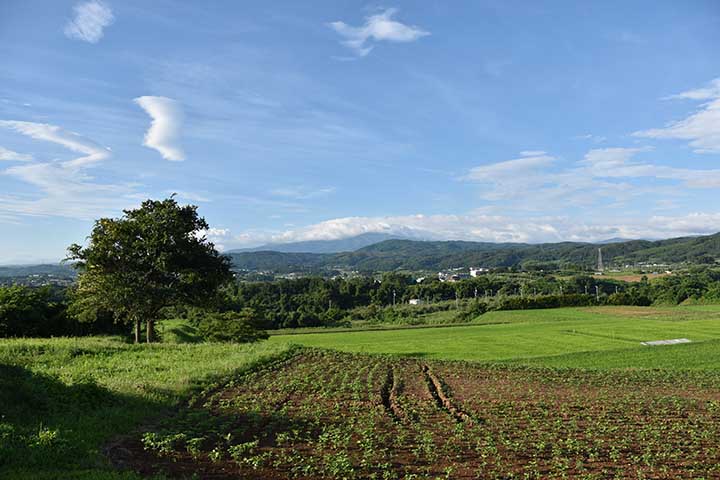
[109,350,720,479]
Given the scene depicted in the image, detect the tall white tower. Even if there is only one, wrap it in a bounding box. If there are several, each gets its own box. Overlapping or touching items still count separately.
[597,247,604,272]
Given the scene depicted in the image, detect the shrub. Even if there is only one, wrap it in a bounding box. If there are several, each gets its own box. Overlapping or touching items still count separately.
[196,310,269,343]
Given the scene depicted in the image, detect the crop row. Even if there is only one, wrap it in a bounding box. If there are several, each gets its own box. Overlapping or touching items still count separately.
[115,350,720,479]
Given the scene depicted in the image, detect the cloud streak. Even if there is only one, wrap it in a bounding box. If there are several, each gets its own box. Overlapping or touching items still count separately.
[134,96,185,161]
[64,0,115,44]
[329,8,429,57]
[633,78,720,153]
[0,121,110,167]
[0,120,136,220]
[270,186,336,200]
[462,147,720,208]
[0,146,32,162]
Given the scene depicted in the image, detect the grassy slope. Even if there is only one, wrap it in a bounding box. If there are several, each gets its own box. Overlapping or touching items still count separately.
[0,336,289,479]
[269,305,720,364]
[6,304,720,477]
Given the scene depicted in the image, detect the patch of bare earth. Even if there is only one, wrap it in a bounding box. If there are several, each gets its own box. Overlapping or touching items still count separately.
[109,351,720,479]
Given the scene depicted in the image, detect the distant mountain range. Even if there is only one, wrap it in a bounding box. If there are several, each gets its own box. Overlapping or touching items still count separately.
[5,232,718,278]
[228,232,720,272]
[0,263,76,278]
[228,232,415,254]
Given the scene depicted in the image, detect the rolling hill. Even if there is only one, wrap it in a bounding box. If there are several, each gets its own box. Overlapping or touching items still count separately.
[228,232,720,272]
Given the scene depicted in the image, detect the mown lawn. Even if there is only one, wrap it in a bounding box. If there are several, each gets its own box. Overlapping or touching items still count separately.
[0,336,290,479]
[269,305,720,366]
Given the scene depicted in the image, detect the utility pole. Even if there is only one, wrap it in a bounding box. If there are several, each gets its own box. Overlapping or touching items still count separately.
[392,289,396,307]
[560,286,563,295]
[585,285,588,295]
[474,288,478,298]
[595,285,600,301]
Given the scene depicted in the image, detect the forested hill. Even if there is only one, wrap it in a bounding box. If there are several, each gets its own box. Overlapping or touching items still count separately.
[228,232,720,272]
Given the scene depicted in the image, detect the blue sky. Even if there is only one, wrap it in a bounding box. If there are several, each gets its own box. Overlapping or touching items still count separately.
[1,0,719,263]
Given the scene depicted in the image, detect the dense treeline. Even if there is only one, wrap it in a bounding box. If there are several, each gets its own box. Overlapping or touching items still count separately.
[3,269,720,337]
[218,269,720,329]
[0,285,122,338]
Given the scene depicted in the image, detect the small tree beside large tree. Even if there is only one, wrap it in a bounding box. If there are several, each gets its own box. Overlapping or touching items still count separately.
[67,197,232,343]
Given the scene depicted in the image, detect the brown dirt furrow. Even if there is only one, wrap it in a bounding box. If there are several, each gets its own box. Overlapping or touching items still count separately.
[380,367,404,422]
[422,365,476,426]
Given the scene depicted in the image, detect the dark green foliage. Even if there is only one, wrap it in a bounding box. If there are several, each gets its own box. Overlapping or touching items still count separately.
[0,285,120,338]
[456,300,487,322]
[217,270,720,329]
[195,310,269,343]
[67,197,233,342]
[492,293,596,311]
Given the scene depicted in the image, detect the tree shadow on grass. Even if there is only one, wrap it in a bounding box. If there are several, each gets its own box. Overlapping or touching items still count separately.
[161,323,203,344]
[0,363,164,475]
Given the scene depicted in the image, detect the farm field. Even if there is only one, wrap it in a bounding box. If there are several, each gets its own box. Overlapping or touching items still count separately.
[5,304,720,478]
[269,305,720,367]
[120,350,720,479]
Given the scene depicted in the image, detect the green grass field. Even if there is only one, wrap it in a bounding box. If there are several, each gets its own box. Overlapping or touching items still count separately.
[5,304,720,478]
[0,336,290,479]
[269,305,720,367]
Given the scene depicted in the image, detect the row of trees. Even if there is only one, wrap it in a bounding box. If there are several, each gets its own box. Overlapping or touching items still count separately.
[3,197,720,339]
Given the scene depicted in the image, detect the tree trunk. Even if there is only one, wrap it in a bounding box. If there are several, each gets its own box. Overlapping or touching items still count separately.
[134,318,141,344]
[146,319,154,343]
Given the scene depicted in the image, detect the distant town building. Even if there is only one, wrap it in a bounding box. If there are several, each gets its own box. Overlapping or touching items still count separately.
[408,298,425,305]
[470,267,489,277]
[438,271,470,282]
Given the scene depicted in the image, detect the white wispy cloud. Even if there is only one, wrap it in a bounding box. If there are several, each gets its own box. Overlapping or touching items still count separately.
[575,134,607,143]
[581,147,720,187]
[269,186,336,200]
[195,227,230,251]
[0,121,110,167]
[134,96,185,161]
[462,147,720,208]
[63,0,115,44]
[461,151,557,201]
[167,190,210,202]
[663,78,720,101]
[0,120,137,220]
[463,152,555,182]
[633,78,720,153]
[0,146,32,162]
[329,8,429,57]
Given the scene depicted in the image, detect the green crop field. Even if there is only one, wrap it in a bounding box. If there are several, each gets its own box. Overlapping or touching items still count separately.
[5,304,720,478]
[269,305,720,368]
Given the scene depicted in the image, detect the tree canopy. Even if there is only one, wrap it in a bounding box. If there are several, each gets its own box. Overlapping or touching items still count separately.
[67,198,232,342]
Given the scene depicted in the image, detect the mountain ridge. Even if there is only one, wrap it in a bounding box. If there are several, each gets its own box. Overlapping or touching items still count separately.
[228,232,720,272]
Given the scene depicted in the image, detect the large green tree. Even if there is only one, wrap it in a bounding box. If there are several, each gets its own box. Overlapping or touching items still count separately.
[67,197,232,343]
